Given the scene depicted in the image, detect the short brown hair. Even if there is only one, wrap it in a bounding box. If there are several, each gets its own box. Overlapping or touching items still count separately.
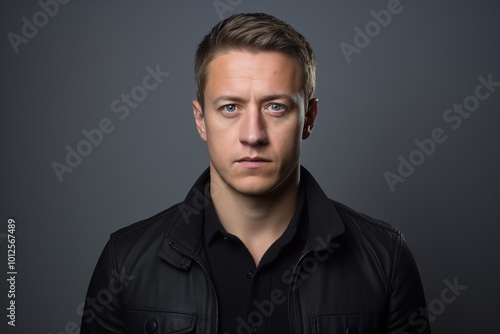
[194,13,316,107]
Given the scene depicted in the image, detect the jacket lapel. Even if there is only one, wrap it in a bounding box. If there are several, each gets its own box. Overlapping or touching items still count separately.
[298,166,345,253]
[159,168,211,269]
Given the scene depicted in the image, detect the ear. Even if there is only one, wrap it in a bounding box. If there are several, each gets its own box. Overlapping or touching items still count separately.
[302,98,318,139]
[192,100,207,142]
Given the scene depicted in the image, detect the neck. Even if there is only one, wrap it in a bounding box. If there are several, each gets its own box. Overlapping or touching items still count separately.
[210,165,300,265]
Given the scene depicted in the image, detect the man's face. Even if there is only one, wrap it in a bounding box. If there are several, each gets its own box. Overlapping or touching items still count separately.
[193,50,317,196]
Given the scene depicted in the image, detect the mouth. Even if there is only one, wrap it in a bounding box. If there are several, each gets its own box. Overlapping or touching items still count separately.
[236,156,271,168]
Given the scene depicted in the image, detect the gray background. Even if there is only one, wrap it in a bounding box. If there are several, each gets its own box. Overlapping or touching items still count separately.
[1,0,499,333]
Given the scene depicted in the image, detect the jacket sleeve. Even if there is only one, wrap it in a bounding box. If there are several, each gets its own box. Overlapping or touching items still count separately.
[80,238,127,334]
[385,233,431,334]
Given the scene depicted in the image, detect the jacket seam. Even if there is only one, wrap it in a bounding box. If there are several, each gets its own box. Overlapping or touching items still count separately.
[110,237,117,278]
[109,237,123,309]
[390,233,403,292]
[339,205,403,298]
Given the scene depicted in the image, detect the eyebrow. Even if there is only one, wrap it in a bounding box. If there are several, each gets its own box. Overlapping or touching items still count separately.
[211,94,299,106]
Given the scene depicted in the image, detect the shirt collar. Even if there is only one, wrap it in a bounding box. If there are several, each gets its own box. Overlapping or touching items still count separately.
[204,192,226,246]
[203,178,308,247]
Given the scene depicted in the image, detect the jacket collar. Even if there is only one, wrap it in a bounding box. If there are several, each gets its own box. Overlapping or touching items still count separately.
[159,166,345,269]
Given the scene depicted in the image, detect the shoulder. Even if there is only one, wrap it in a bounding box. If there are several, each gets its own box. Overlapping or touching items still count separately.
[331,199,402,236]
[329,199,405,259]
[108,202,183,250]
[329,199,414,285]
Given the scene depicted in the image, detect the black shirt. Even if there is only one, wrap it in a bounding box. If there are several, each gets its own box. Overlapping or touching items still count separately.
[203,181,308,334]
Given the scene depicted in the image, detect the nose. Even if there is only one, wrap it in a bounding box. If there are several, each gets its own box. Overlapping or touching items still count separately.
[239,106,268,146]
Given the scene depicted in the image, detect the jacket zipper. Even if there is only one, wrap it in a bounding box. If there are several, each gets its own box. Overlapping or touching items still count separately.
[288,250,313,334]
[169,241,219,334]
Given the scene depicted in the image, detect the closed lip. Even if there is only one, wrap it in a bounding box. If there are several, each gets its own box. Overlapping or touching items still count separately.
[236,156,271,162]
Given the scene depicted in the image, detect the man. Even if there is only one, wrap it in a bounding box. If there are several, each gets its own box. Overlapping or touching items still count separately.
[81,13,430,334]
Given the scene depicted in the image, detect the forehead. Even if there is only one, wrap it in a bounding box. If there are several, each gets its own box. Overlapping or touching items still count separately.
[205,50,303,98]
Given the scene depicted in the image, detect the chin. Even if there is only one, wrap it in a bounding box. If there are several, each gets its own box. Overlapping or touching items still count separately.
[231,176,282,196]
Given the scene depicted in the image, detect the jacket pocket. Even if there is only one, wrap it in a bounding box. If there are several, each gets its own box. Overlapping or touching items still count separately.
[123,309,197,334]
[312,313,385,334]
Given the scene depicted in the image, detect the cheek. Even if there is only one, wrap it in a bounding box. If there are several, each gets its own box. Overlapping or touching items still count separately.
[205,127,233,161]
[206,136,224,157]
[271,122,303,158]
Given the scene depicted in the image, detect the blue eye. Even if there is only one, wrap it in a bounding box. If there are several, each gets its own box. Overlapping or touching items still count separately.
[268,103,285,112]
[223,104,237,112]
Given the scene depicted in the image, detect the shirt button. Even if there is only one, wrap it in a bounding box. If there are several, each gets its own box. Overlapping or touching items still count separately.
[145,319,157,333]
[256,275,263,282]
[222,236,228,241]
[247,271,254,279]
[251,327,258,332]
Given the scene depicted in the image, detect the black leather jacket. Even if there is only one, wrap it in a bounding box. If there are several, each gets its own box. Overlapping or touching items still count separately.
[81,167,430,334]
